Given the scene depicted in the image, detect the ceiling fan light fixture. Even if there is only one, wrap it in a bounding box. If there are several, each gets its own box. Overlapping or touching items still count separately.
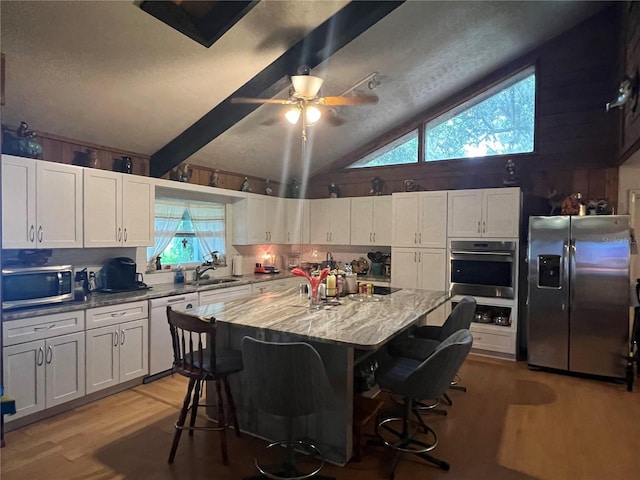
[305,105,322,125]
[285,107,301,125]
[291,75,324,98]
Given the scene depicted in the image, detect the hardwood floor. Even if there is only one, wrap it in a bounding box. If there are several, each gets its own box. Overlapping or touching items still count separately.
[2,355,639,480]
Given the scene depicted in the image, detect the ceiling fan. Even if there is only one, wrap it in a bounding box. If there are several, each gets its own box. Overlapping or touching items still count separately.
[230,68,379,139]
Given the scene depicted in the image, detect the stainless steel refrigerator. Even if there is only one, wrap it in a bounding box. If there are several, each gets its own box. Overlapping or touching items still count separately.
[527,215,630,378]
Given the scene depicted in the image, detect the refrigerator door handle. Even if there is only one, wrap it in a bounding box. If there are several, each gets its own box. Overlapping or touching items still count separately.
[569,238,576,310]
[562,240,570,311]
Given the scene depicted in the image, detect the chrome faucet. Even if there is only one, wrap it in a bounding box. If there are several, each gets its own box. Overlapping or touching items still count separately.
[195,263,217,280]
[326,252,334,269]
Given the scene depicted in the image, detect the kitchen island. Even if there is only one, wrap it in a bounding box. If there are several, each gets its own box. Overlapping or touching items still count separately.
[189,287,448,465]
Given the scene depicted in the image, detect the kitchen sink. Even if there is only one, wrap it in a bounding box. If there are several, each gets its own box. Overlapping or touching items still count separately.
[187,278,240,286]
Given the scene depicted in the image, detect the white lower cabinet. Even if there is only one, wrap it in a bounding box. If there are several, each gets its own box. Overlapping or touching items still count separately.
[199,284,252,304]
[391,248,446,291]
[85,301,149,394]
[3,313,85,422]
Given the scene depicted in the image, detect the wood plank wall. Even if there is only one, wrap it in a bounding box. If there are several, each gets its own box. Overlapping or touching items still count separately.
[307,5,625,210]
[620,1,640,161]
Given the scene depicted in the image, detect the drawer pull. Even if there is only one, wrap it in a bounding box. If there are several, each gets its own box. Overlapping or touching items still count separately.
[34,324,56,331]
[110,312,127,317]
[167,297,186,303]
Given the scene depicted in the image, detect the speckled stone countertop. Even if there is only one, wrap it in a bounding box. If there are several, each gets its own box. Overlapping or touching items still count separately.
[190,287,447,350]
[1,272,298,321]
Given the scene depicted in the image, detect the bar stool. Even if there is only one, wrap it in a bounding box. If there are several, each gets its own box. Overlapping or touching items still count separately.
[373,329,473,478]
[241,336,335,480]
[166,306,243,465]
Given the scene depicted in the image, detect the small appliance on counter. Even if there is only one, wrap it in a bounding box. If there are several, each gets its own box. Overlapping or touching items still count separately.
[254,263,279,274]
[2,265,74,309]
[97,257,150,293]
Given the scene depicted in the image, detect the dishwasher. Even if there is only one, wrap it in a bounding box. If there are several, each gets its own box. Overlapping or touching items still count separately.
[148,292,199,379]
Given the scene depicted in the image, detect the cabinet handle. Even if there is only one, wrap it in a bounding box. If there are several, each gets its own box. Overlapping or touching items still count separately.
[46,345,53,364]
[414,232,417,244]
[37,226,43,243]
[186,303,193,309]
[121,329,125,345]
[419,233,421,244]
[373,232,376,242]
[477,221,481,233]
[37,347,44,366]
[124,228,128,242]
[330,232,333,242]
[287,232,290,242]
[29,225,35,242]
[482,221,486,234]
[117,227,122,242]
[414,251,417,263]
[418,252,421,263]
[114,331,119,347]
[110,311,126,317]
[34,323,56,331]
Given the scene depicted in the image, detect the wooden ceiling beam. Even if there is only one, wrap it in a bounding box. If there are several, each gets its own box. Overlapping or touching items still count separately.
[149,1,404,178]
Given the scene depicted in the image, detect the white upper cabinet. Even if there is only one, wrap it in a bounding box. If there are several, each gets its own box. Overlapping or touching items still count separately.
[83,169,154,247]
[390,247,446,291]
[233,194,286,245]
[309,198,351,245]
[392,191,447,248]
[350,196,392,246]
[2,155,83,248]
[285,199,310,244]
[447,188,520,238]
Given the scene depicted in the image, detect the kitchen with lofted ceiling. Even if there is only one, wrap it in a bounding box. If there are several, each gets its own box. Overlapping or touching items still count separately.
[1,1,640,478]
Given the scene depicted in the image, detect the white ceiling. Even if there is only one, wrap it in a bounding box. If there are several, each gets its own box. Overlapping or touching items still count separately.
[1,1,608,182]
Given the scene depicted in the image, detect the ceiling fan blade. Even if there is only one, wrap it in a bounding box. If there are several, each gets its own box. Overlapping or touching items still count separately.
[230,97,293,105]
[320,94,379,106]
[326,112,347,126]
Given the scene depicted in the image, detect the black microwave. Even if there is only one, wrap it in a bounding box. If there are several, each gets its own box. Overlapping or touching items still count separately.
[2,265,74,310]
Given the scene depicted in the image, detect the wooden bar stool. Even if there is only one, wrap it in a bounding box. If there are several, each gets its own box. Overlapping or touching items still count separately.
[166,306,243,465]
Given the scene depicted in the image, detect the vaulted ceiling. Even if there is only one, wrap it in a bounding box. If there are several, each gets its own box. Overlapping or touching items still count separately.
[0,1,609,183]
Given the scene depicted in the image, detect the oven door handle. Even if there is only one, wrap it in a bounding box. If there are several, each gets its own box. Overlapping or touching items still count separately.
[450,250,513,256]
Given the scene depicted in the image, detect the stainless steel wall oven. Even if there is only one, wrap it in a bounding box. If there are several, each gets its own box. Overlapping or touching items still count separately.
[449,240,516,299]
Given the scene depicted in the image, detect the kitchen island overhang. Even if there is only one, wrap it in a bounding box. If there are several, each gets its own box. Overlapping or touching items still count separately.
[189,287,448,465]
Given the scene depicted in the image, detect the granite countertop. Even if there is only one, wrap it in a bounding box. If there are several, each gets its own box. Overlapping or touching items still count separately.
[1,272,296,321]
[190,287,448,350]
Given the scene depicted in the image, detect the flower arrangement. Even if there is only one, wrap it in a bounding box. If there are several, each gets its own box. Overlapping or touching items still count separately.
[291,267,329,308]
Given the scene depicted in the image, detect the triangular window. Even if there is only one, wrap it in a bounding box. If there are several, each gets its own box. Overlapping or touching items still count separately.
[346,130,418,169]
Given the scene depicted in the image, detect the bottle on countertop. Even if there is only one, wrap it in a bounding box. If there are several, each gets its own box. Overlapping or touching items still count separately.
[175,265,185,284]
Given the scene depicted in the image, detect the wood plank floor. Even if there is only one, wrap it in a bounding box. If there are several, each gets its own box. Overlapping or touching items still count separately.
[2,355,639,480]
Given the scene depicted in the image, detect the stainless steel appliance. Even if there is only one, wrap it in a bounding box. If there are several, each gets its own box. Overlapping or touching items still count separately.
[148,293,199,378]
[449,240,517,299]
[527,215,630,378]
[97,257,148,293]
[2,265,74,309]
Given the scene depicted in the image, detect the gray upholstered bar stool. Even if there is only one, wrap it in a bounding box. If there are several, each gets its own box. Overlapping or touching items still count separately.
[242,336,335,480]
[387,296,476,406]
[166,306,243,466]
[372,329,473,478]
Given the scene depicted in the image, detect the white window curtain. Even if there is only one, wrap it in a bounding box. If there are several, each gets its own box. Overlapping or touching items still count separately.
[187,202,225,261]
[147,198,184,264]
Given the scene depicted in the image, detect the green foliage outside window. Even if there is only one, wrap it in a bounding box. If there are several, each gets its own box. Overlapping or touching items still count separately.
[425,73,535,161]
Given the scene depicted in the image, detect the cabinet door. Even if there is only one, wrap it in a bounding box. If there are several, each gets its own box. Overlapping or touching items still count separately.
[83,169,122,247]
[392,193,419,247]
[328,198,351,245]
[372,196,392,246]
[248,196,268,244]
[3,340,45,421]
[447,190,482,238]
[417,249,446,291]
[119,319,148,382]
[390,248,419,289]
[482,188,520,238]
[36,161,83,248]
[350,197,373,245]
[86,326,119,394]
[266,196,286,244]
[285,199,309,244]
[419,192,447,248]
[122,175,154,246]
[1,155,37,248]
[45,332,85,408]
[309,200,331,244]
